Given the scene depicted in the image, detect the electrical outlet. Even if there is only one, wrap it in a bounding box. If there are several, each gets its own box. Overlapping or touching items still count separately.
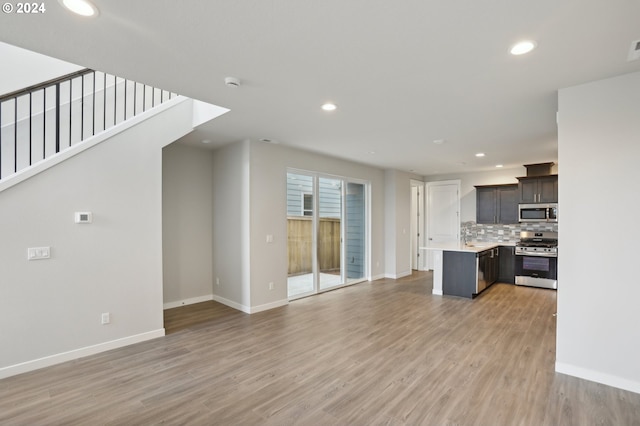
[101,312,110,325]
[216,277,220,286]
[269,282,274,290]
[27,247,51,260]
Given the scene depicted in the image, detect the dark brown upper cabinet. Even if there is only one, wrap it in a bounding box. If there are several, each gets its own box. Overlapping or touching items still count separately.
[517,175,558,203]
[475,184,519,224]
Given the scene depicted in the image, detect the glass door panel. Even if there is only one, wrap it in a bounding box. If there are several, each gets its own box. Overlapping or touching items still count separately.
[345,182,366,283]
[318,177,343,290]
[287,171,367,300]
[287,172,315,298]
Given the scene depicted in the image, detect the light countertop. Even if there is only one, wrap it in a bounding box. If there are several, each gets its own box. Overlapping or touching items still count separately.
[420,241,516,253]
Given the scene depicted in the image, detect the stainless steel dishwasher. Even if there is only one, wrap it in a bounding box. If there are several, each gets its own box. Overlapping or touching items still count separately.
[477,249,490,293]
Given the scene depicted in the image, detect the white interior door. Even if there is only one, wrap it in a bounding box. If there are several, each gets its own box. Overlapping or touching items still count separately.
[426,180,460,270]
[410,180,424,270]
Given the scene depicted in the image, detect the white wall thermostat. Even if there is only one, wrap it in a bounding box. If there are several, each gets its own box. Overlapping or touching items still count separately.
[74,212,93,224]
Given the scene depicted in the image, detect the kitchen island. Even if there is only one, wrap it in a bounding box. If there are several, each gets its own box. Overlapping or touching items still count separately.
[422,242,515,298]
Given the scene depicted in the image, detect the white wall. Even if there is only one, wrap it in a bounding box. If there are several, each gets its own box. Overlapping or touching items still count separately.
[211,140,251,310]
[384,170,420,278]
[0,98,196,377]
[0,42,82,95]
[162,143,214,308]
[384,170,397,276]
[426,167,529,222]
[556,71,640,393]
[210,140,388,312]
[248,141,387,310]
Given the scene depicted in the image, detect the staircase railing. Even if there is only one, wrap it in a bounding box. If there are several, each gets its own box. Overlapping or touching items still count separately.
[0,69,177,181]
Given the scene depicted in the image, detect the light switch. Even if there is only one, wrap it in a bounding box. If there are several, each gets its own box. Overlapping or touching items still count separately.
[266,234,274,243]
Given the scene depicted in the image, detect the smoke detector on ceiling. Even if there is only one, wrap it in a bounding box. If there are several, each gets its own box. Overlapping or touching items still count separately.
[224,77,241,87]
[628,39,640,62]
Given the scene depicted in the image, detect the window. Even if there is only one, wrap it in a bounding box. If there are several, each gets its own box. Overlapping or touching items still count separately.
[302,193,313,216]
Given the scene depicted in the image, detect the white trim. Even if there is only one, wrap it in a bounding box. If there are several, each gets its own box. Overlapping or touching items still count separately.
[555,362,640,395]
[0,96,190,194]
[211,294,288,314]
[369,274,386,281]
[163,294,213,310]
[384,270,412,280]
[212,294,250,313]
[248,299,288,313]
[0,329,165,380]
[410,179,426,271]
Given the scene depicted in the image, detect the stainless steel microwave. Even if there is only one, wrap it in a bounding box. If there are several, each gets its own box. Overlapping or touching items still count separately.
[518,203,558,223]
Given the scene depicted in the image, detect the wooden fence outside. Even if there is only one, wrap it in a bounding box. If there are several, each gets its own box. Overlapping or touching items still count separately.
[287,216,341,275]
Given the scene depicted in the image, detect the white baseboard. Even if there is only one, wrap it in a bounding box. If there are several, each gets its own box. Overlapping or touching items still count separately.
[212,294,250,313]
[248,299,288,313]
[163,294,213,310]
[432,289,443,296]
[396,270,412,279]
[384,270,413,280]
[555,362,640,395]
[211,294,288,314]
[369,274,386,281]
[0,329,165,380]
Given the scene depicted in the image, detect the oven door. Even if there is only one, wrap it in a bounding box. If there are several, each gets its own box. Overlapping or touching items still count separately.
[515,254,557,289]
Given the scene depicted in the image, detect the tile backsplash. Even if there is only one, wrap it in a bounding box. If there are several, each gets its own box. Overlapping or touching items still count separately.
[461,221,558,243]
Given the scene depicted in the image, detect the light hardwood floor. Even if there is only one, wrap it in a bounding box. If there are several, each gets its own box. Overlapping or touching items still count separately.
[2,272,640,425]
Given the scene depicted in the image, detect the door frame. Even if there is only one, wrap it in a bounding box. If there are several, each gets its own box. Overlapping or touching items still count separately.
[410,179,426,271]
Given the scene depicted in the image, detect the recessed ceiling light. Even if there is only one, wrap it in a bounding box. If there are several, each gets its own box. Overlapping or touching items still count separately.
[475,152,485,157]
[201,139,212,144]
[510,40,537,55]
[368,151,376,155]
[496,164,504,168]
[321,103,337,111]
[433,139,446,145]
[59,0,99,16]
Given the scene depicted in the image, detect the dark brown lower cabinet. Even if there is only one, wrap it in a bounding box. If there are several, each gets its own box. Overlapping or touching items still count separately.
[498,246,515,284]
[443,248,500,299]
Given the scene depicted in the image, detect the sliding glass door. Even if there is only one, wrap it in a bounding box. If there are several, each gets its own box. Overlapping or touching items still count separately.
[286,172,315,299]
[318,177,343,291]
[287,171,368,300]
[345,182,366,283]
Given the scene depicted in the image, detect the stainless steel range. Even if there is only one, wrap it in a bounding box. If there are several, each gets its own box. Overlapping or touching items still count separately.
[515,231,558,290]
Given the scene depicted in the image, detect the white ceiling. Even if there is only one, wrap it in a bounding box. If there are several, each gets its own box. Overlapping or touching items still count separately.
[1,1,639,175]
